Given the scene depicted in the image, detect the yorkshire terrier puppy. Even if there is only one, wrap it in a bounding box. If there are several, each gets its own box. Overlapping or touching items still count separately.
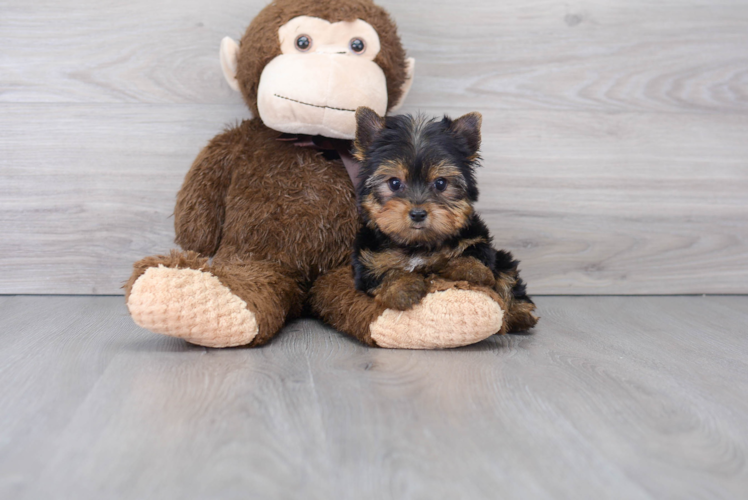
[351,107,538,334]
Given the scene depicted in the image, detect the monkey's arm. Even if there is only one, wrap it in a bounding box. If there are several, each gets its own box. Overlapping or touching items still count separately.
[174,126,245,256]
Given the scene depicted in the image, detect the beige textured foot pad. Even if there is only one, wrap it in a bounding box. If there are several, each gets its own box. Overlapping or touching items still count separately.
[369,289,504,349]
[127,266,258,348]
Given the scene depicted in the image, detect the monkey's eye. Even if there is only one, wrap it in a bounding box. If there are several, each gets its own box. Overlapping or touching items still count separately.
[295,35,312,52]
[388,178,402,191]
[433,178,448,192]
[350,38,366,54]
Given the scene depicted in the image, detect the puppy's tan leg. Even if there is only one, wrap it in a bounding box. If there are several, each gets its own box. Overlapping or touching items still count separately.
[373,270,430,311]
[492,272,539,334]
[438,256,496,287]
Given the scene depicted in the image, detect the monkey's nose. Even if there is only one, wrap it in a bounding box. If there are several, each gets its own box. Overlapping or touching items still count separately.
[409,209,428,223]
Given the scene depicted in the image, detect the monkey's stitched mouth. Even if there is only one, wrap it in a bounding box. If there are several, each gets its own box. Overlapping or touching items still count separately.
[274,94,355,113]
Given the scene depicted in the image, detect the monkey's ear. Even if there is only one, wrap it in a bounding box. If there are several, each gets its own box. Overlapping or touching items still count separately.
[449,112,483,156]
[389,57,415,113]
[355,107,386,154]
[220,37,241,92]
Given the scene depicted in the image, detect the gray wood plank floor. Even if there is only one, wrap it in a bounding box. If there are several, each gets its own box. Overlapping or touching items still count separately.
[2,0,748,295]
[1,295,746,499]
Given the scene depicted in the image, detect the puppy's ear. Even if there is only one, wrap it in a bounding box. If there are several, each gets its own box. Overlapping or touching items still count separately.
[449,112,482,156]
[354,107,385,157]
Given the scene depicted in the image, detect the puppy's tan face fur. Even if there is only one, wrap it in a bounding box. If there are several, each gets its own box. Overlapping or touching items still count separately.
[361,159,473,245]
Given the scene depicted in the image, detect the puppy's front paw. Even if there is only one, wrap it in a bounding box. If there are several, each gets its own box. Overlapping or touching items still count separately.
[440,258,496,287]
[375,274,429,311]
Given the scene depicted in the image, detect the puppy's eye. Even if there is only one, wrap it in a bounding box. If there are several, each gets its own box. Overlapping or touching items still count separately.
[350,38,365,54]
[295,35,312,52]
[433,178,448,192]
[388,178,402,191]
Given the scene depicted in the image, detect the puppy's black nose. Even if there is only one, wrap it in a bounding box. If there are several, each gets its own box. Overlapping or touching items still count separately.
[409,208,428,222]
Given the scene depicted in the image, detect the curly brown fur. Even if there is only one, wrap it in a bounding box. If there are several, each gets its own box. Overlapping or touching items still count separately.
[174,128,243,256]
[308,266,387,346]
[172,119,360,286]
[236,0,407,116]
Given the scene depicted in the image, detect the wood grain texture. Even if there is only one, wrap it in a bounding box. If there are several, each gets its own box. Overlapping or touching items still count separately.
[3,0,748,112]
[0,103,251,294]
[1,296,747,499]
[1,0,747,294]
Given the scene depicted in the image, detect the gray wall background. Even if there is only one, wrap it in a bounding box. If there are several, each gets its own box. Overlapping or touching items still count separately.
[1,0,747,295]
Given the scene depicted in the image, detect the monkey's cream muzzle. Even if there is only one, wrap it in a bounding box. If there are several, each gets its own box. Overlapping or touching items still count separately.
[257,53,388,139]
[220,16,414,140]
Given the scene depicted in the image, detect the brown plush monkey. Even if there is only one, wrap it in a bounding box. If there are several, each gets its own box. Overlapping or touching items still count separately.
[125,0,534,349]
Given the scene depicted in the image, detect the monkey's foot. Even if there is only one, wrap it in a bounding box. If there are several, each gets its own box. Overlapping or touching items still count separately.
[369,288,504,349]
[127,265,258,348]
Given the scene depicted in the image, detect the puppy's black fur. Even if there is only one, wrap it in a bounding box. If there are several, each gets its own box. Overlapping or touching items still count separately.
[351,107,537,332]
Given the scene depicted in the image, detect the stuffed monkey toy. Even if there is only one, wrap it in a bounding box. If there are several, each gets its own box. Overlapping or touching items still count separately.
[124,0,537,349]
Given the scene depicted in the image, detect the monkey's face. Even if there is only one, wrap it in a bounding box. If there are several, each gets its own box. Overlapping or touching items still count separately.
[222,1,414,139]
[355,108,484,247]
[255,16,389,139]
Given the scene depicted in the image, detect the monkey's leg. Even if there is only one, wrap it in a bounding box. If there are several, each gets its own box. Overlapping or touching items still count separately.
[125,251,302,347]
[309,266,505,349]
